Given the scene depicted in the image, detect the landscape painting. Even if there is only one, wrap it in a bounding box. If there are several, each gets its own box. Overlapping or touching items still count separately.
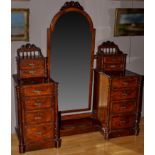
[114,8,144,36]
[11,9,29,41]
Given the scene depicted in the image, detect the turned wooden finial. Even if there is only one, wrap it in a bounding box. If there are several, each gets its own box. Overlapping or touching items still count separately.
[17,43,43,58]
[97,41,123,55]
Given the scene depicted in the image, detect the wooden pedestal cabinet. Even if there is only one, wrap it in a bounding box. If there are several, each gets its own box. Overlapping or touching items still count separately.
[13,76,61,153]
[93,70,143,139]
[94,41,127,72]
[16,43,47,79]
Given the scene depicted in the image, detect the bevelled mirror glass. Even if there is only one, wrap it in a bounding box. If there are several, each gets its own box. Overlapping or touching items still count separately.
[47,2,95,114]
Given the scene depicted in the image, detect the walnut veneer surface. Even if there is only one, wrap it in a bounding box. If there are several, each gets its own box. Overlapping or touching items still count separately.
[13,75,61,153]
[17,58,46,79]
[93,69,143,139]
[16,44,47,79]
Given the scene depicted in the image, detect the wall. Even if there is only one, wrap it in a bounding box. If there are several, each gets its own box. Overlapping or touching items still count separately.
[11,0,144,133]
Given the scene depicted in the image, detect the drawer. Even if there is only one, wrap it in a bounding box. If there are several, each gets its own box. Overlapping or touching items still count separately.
[103,64,124,71]
[24,124,54,143]
[111,89,138,101]
[20,68,45,78]
[111,115,136,129]
[24,109,54,124]
[19,59,45,70]
[25,140,55,151]
[23,96,54,111]
[111,100,136,114]
[112,77,139,89]
[21,84,56,96]
[103,56,124,64]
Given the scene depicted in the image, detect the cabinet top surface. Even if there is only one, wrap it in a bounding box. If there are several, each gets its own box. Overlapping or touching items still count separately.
[12,74,58,86]
[94,69,142,78]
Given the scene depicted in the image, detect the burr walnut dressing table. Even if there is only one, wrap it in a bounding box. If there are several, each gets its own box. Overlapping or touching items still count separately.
[12,1,143,153]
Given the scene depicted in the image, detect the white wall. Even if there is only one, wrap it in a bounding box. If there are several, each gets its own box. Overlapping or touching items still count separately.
[11,0,144,133]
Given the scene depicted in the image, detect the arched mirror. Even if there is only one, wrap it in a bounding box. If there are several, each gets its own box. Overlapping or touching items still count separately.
[47,2,95,116]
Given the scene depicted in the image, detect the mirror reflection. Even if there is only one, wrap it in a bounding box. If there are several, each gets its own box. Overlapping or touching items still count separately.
[50,12,92,111]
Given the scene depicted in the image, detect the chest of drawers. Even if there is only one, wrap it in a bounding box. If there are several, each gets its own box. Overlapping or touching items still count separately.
[95,41,127,72]
[95,54,127,72]
[17,58,47,79]
[93,70,143,139]
[13,76,61,153]
[16,43,47,79]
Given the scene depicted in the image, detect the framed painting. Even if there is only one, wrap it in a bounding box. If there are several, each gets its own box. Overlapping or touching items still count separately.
[11,8,29,41]
[114,8,144,36]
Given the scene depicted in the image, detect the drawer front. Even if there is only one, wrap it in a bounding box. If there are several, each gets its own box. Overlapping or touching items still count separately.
[103,64,124,71]
[24,109,54,124]
[24,124,54,143]
[24,96,54,111]
[103,56,124,64]
[111,100,136,114]
[111,115,136,129]
[111,89,138,101]
[20,68,45,78]
[19,59,45,70]
[112,77,139,89]
[25,140,55,151]
[21,84,56,96]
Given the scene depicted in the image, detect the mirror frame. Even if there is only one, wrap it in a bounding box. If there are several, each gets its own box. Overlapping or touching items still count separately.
[47,2,95,114]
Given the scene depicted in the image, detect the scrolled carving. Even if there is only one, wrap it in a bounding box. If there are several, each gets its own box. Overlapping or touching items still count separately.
[100,41,118,47]
[18,43,41,51]
[60,1,84,11]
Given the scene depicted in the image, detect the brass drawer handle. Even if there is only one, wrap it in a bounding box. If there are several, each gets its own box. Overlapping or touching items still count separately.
[34,102,42,106]
[123,93,128,96]
[33,90,43,93]
[34,116,42,120]
[122,90,129,96]
[28,70,35,74]
[121,105,127,109]
[120,120,127,124]
[122,81,129,85]
[36,131,42,136]
[28,63,35,66]
[110,65,116,68]
[120,120,128,124]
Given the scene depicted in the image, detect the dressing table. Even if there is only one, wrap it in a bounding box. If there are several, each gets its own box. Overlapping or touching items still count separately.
[12,1,143,153]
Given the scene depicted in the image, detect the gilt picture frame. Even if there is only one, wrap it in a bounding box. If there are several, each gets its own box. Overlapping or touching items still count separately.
[114,8,144,36]
[11,8,29,41]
